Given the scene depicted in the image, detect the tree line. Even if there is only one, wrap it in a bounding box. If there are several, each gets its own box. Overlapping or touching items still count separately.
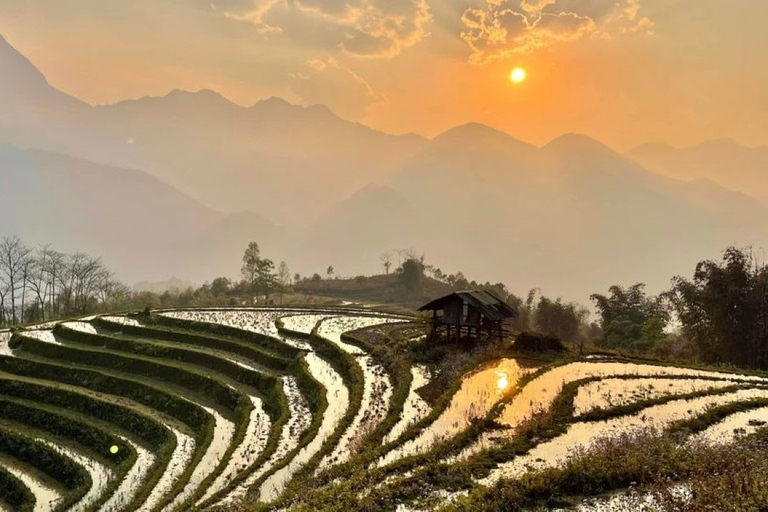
[0,236,130,326]
[588,246,768,370]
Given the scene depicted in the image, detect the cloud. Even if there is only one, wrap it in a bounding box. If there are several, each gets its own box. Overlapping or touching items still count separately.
[289,57,387,119]
[461,0,655,64]
[215,0,432,58]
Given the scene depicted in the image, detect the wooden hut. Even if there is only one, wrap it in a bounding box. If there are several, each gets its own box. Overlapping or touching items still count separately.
[418,290,516,343]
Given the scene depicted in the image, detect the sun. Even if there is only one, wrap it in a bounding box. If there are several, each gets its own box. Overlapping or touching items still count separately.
[510,67,526,84]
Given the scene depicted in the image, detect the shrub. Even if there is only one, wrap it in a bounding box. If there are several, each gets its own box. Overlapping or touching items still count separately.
[512,331,566,352]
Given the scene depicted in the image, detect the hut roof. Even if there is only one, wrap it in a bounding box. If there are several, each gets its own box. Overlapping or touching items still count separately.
[418,290,516,321]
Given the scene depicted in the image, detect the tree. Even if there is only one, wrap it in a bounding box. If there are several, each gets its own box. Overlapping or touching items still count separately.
[277,261,291,305]
[210,277,231,296]
[256,259,276,300]
[0,236,32,324]
[591,283,669,350]
[380,252,393,275]
[326,266,334,279]
[669,247,768,369]
[401,258,424,293]
[241,242,261,288]
[534,297,589,343]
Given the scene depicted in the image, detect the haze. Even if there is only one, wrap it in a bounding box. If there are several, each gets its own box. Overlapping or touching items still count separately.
[1,0,767,305]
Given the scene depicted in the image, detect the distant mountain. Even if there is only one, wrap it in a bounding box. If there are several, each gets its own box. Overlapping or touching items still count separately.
[627,139,768,202]
[298,184,421,276]
[0,34,427,225]
[0,141,283,282]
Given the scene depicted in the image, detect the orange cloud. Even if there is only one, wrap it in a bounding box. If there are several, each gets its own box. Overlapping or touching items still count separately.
[462,0,654,64]
[217,0,432,58]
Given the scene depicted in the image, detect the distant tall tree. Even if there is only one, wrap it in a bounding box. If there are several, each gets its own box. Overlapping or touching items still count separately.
[241,242,261,289]
[326,266,335,279]
[277,261,291,305]
[255,259,276,300]
[380,252,393,275]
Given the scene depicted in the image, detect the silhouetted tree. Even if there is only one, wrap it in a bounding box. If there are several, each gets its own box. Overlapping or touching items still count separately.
[669,246,768,369]
[591,283,669,350]
[380,252,393,275]
[241,242,261,288]
[401,258,424,293]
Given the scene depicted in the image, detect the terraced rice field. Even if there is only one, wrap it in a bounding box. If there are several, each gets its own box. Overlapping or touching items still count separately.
[1,308,768,511]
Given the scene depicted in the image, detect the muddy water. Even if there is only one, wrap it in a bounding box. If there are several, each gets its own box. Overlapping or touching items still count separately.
[379,359,535,466]
[163,310,313,351]
[573,377,738,416]
[2,460,63,512]
[101,316,142,327]
[316,316,403,355]
[101,437,155,512]
[0,332,13,356]
[162,405,235,511]
[42,440,114,512]
[20,330,61,345]
[384,365,431,444]
[692,406,768,445]
[319,353,391,470]
[481,388,768,485]
[217,377,311,506]
[137,429,195,512]
[500,362,766,431]
[199,396,271,504]
[314,316,399,468]
[60,322,98,335]
[280,314,334,335]
[260,352,351,500]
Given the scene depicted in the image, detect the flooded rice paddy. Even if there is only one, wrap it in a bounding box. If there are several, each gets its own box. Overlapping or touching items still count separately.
[5,308,768,511]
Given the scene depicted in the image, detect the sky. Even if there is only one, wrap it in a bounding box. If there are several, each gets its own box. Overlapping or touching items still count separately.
[1,0,767,150]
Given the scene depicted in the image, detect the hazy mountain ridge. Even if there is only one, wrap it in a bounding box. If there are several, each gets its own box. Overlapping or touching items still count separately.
[2,33,768,303]
[627,139,768,202]
[0,140,282,283]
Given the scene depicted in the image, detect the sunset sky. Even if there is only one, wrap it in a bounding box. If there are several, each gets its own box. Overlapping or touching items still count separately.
[1,0,766,149]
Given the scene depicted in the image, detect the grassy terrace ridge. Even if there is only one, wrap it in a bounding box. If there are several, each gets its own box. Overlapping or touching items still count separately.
[0,427,92,512]
[0,377,176,511]
[0,354,217,511]
[9,327,290,510]
[0,465,34,512]
[274,352,766,511]
[444,405,768,511]
[0,402,137,512]
[146,312,304,360]
[354,374,766,510]
[220,320,343,508]
[93,315,296,372]
[271,329,550,510]
[51,323,282,404]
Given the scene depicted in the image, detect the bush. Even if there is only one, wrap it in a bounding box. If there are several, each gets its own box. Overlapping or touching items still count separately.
[512,331,566,352]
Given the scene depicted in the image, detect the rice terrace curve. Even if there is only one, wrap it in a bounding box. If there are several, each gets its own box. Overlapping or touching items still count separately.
[0,307,767,511]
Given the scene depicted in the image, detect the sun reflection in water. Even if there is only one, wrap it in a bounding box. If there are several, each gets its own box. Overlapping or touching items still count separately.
[496,371,508,391]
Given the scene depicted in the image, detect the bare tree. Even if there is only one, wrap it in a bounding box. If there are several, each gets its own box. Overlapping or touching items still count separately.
[0,236,32,324]
[380,252,393,275]
[26,245,52,322]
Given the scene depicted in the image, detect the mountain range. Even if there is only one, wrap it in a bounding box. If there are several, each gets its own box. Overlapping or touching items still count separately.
[2,32,767,304]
